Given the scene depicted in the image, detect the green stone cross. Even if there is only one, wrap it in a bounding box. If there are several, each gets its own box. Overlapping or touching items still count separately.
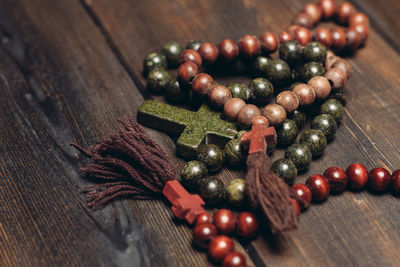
[137,100,238,159]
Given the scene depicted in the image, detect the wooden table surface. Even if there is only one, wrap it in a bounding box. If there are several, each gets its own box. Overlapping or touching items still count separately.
[0,0,399,266]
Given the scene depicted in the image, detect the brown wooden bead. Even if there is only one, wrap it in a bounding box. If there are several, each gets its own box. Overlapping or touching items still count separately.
[262,104,287,126]
[306,174,330,201]
[279,31,292,43]
[346,163,369,189]
[208,235,235,262]
[193,223,217,249]
[198,42,219,64]
[213,209,236,235]
[178,62,199,84]
[325,52,339,70]
[332,59,352,79]
[336,2,356,25]
[331,28,347,51]
[238,35,260,57]
[291,184,312,209]
[236,212,259,238]
[325,67,347,91]
[237,104,261,129]
[345,28,362,50]
[313,27,333,48]
[351,24,369,44]
[368,167,391,192]
[276,91,299,113]
[251,115,269,127]
[302,3,322,23]
[259,32,279,53]
[224,98,246,121]
[222,251,247,267]
[192,73,214,96]
[209,84,232,109]
[288,25,301,37]
[293,13,314,29]
[293,27,312,46]
[349,12,370,27]
[318,0,336,19]
[195,212,213,226]
[293,84,316,106]
[307,76,331,99]
[391,170,400,193]
[324,167,349,192]
[218,39,239,61]
[180,49,202,67]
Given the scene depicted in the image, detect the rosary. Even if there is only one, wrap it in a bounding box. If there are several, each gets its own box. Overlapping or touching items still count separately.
[71,1,399,266]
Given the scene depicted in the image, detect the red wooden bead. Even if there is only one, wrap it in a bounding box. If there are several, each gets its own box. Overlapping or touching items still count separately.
[195,212,213,226]
[198,42,219,64]
[318,0,336,20]
[349,12,370,27]
[259,32,279,53]
[192,73,214,96]
[291,184,312,209]
[180,49,202,67]
[306,174,330,201]
[302,3,322,24]
[345,28,362,50]
[313,27,333,48]
[368,167,391,192]
[351,24,369,44]
[293,27,312,46]
[208,235,235,262]
[336,2,356,25]
[222,251,247,267]
[293,13,314,29]
[289,198,301,216]
[218,39,239,61]
[391,170,400,193]
[346,163,369,189]
[193,223,217,249]
[213,209,236,235]
[238,35,260,57]
[279,31,292,43]
[331,28,347,51]
[178,62,199,84]
[236,212,259,238]
[324,167,349,192]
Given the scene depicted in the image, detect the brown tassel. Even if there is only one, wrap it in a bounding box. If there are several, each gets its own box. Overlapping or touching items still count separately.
[70,115,177,209]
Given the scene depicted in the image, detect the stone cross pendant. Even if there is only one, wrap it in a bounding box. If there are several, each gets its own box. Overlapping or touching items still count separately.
[137,100,237,159]
[241,124,277,154]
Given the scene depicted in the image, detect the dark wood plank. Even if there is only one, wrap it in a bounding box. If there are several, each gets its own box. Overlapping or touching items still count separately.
[82,0,400,266]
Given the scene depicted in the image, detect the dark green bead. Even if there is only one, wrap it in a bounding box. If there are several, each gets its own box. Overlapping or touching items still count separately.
[320,99,344,122]
[227,82,249,101]
[300,129,327,156]
[186,40,202,51]
[284,143,312,171]
[289,110,307,128]
[198,176,226,205]
[302,62,325,82]
[224,139,246,167]
[147,68,170,93]
[253,56,272,76]
[226,178,246,206]
[277,119,298,146]
[289,82,302,91]
[165,78,186,103]
[266,59,292,86]
[279,41,303,65]
[302,42,327,63]
[143,52,167,74]
[248,78,274,105]
[197,144,225,172]
[161,41,183,67]
[271,158,298,184]
[235,130,247,140]
[311,114,337,139]
[180,160,208,190]
[329,92,347,106]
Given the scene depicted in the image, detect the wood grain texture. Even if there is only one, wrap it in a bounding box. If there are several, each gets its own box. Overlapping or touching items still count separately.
[0,0,399,266]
